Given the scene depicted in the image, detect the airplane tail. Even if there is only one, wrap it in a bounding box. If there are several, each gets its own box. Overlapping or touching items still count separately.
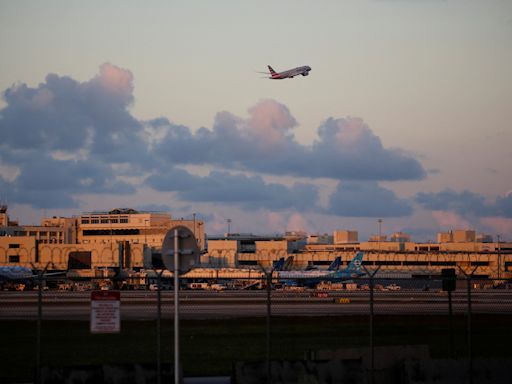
[345,252,364,274]
[274,257,286,271]
[283,256,294,271]
[267,65,277,75]
[327,256,342,271]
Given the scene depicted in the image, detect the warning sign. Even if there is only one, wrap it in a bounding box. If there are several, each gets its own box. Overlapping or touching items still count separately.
[90,291,120,333]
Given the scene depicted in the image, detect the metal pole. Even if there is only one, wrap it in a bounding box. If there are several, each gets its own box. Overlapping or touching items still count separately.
[448,290,454,358]
[497,235,501,280]
[36,273,42,384]
[467,275,473,384]
[156,270,162,384]
[266,272,272,384]
[363,265,380,384]
[193,213,196,241]
[377,219,382,256]
[369,274,375,384]
[458,265,478,384]
[174,229,180,384]
[35,262,50,384]
[145,219,148,246]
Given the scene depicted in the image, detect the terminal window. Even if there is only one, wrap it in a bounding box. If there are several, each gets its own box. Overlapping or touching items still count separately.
[68,251,92,269]
[9,255,20,263]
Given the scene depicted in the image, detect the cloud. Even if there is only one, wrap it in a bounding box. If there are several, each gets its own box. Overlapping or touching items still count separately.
[0,154,135,209]
[480,217,512,238]
[0,64,425,213]
[286,213,311,232]
[147,169,319,211]
[308,117,426,180]
[154,101,426,181]
[0,63,150,208]
[1,63,149,164]
[327,181,413,217]
[495,193,512,217]
[264,212,311,234]
[431,210,472,229]
[415,189,512,218]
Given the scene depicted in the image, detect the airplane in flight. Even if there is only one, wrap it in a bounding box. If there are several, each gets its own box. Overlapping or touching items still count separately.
[277,252,364,283]
[263,65,312,79]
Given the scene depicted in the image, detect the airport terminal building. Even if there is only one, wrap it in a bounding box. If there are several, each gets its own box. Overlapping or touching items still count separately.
[0,205,511,280]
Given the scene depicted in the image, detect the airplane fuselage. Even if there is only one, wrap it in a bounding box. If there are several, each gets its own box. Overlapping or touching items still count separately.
[269,65,311,79]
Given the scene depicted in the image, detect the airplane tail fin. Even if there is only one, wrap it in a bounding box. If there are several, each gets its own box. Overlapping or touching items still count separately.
[345,252,364,273]
[274,257,286,271]
[283,256,294,271]
[327,256,342,271]
[267,65,277,75]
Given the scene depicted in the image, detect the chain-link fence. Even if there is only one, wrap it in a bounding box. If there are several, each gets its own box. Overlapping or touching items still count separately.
[1,273,512,384]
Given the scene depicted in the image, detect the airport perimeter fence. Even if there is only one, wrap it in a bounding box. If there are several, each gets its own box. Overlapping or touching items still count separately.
[1,273,512,383]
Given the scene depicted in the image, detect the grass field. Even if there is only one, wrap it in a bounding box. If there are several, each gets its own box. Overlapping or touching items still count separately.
[2,314,512,383]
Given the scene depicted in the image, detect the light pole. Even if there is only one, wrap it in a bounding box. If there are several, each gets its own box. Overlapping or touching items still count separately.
[110,218,113,258]
[497,234,501,280]
[226,219,231,236]
[193,213,196,241]
[377,218,383,255]
[144,219,149,246]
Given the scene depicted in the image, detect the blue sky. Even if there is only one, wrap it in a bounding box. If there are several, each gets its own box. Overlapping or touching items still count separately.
[1,0,511,240]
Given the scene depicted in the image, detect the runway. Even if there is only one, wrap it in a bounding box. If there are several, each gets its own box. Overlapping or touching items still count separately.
[1,289,511,320]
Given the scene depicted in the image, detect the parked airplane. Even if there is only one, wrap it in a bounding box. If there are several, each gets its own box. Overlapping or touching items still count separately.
[264,65,312,79]
[0,266,35,281]
[0,266,64,290]
[277,252,364,283]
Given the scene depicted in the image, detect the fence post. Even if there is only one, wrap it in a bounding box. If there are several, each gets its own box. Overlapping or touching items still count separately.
[458,265,478,384]
[34,262,51,384]
[448,289,454,358]
[174,228,180,384]
[363,265,381,384]
[266,271,272,384]
[36,273,42,384]
[155,269,164,384]
[441,268,456,359]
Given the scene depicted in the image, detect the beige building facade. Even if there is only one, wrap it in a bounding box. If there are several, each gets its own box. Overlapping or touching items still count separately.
[0,207,510,279]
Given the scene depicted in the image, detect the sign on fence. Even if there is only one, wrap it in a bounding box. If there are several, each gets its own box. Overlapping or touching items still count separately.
[90,291,120,333]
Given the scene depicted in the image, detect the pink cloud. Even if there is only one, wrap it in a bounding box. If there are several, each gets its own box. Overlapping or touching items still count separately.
[95,63,134,100]
[287,213,309,233]
[480,217,512,236]
[334,117,369,149]
[266,212,286,233]
[246,99,297,150]
[431,210,471,229]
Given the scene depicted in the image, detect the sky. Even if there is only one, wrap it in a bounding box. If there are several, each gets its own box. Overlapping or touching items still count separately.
[0,0,511,241]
